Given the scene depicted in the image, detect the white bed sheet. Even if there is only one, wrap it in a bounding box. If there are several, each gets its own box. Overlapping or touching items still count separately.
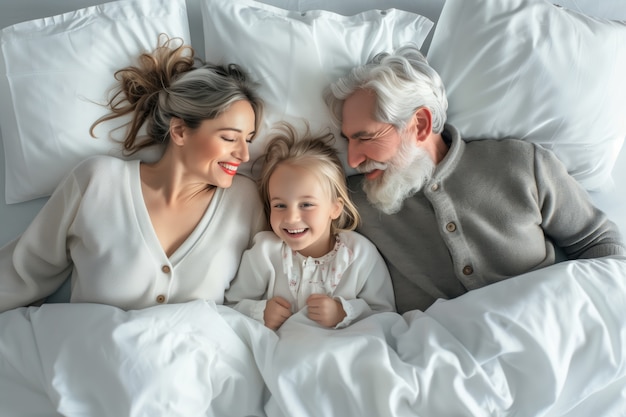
[1,255,625,416]
[1,1,626,416]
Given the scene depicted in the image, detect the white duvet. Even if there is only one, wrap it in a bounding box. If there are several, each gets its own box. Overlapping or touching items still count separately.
[1,256,625,417]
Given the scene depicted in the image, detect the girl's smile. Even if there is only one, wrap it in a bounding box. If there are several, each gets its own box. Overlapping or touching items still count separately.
[268,164,343,258]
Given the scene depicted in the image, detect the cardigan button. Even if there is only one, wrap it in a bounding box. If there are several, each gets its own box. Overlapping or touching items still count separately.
[430,183,439,192]
[446,222,457,232]
[156,295,166,303]
[462,265,473,275]
[162,265,171,274]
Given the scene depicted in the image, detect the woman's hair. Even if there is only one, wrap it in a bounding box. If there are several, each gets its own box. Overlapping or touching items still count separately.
[258,122,360,235]
[324,43,448,134]
[90,35,263,154]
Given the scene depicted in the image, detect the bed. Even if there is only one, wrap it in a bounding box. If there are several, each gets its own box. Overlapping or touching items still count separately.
[1,0,625,415]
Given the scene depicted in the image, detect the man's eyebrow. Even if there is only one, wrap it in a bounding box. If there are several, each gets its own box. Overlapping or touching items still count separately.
[341,131,372,140]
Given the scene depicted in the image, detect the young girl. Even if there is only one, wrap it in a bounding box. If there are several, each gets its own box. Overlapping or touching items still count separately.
[225,123,395,330]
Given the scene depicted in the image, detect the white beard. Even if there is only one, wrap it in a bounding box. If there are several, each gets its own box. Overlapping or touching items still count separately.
[358,139,435,215]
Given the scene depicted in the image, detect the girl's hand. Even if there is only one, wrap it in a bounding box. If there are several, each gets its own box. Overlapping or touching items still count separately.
[264,296,292,330]
[306,294,346,328]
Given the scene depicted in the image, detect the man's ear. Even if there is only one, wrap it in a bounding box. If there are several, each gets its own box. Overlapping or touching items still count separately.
[169,117,186,146]
[410,107,433,143]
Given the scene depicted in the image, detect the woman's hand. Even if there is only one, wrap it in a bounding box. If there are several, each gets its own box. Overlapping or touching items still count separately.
[264,296,293,330]
[306,294,346,328]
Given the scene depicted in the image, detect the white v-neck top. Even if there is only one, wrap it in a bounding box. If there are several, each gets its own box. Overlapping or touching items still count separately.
[0,156,266,312]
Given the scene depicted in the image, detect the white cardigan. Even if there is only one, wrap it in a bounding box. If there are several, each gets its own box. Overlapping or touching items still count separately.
[0,156,266,312]
[225,231,396,328]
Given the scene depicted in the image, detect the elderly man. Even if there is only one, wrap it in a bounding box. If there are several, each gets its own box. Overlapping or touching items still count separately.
[324,44,625,313]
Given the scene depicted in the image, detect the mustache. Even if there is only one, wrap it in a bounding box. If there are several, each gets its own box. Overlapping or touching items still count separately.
[357,160,388,174]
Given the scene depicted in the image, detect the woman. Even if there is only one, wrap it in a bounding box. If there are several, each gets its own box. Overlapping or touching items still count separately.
[0,36,267,312]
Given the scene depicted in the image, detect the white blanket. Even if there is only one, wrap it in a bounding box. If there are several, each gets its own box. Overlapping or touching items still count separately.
[1,256,625,417]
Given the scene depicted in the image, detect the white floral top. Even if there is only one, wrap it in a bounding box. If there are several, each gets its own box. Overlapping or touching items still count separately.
[226,231,396,329]
[283,236,353,311]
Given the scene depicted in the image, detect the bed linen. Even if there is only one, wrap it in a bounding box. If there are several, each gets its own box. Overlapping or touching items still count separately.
[1,0,626,416]
[1,255,625,416]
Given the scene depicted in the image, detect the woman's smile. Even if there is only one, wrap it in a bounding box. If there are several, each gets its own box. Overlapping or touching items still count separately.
[219,162,240,176]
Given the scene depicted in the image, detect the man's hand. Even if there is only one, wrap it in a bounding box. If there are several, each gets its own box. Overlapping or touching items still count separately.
[306,294,346,328]
[264,296,293,330]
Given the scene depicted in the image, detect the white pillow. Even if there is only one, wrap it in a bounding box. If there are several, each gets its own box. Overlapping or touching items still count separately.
[0,0,190,204]
[427,0,626,191]
[554,1,626,20]
[201,0,434,178]
[259,0,446,27]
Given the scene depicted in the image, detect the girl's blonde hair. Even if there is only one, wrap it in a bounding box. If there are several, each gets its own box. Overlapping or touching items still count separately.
[258,122,360,235]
